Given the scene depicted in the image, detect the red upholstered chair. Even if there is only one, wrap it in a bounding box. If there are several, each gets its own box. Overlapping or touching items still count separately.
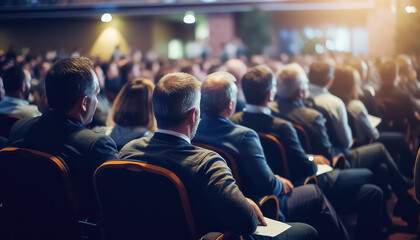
[94,160,238,240]
[0,147,83,240]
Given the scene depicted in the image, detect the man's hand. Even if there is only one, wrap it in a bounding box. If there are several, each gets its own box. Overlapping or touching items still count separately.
[246,198,267,226]
[313,155,330,165]
[275,175,294,194]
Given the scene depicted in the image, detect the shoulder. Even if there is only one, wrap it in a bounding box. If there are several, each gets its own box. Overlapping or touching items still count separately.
[348,100,366,114]
[230,111,244,124]
[15,105,42,118]
[9,116,41,139]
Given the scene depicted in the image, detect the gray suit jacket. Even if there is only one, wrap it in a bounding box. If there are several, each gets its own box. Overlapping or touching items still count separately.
[119,132,257,236]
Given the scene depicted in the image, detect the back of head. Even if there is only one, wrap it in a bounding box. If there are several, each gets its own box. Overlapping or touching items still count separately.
[2,65,25,94]
[344,57,367,82]
[379,60,397,86]
[308,61,333,87]
[46,57,96,113]
[112,78,156,131]
[225,59,247,83]
[330,65,358,104]
[201,72,237,117]
[276,63,308,99]
[396,55,412,77]
[242,65,274,105]
[153,72,201,129]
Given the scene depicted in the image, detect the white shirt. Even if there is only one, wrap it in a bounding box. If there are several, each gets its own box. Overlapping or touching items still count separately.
[244,104,272,115]
[308,84,353,148]
[155,129,191,144]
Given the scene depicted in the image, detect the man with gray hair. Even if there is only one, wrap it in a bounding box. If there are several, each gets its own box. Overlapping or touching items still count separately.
[194,71,350,240]
[120,72,315,239]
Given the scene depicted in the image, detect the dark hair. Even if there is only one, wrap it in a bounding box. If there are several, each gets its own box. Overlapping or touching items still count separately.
[2,65,26,93]
[109,78,156,131]
[120,62,134,86]
[242,65,274,105]
[153,72,201,128]
[308,61,333,87]
[45,57,96,113]
[201,72,237,117]
[379,60,397,85]
[330,65,359,105]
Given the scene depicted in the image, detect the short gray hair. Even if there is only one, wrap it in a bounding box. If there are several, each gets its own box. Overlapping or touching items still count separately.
[276,63,308,98]
[153,72,201,128]
[201,72,237,117]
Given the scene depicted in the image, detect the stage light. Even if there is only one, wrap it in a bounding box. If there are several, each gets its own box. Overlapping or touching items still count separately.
[406,6,417,13]
[184,11,196,24]
[101,13,112,23]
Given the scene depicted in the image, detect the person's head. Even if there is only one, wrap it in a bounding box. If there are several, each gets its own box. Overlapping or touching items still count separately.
[153,72,201,137]
[201,72,238,119]
[120,62,140,85]
[276,63,308,100]
[329,65,360,105]
[46,57,99,125]
[308,60,334,88]
[379,59,398,86]
[344,58,368,83]
[109,78,157,132]
[225,59,247,85]
[2,64,31,100]
[396,55,412,79]
[242,65,276,106]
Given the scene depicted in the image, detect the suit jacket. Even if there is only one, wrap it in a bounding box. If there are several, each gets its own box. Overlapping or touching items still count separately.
[8,110,118,217]
[193,115,283,204]
[231,111,317,185]
[269,99,334,161]
[119,132,257,236]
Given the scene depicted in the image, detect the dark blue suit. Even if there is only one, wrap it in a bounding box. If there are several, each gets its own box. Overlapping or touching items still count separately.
[8,110,118,218]
[194,115,350,240]
[231,110,383,236]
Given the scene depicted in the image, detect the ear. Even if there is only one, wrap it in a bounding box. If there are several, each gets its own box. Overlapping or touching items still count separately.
[297,89,305,99]
[325,77,334,89]
[266,90,272,103]
[187,107,196,125]
[228,100,234,111]
[81,96,89,112]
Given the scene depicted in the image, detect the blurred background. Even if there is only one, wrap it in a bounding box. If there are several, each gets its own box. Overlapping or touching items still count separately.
[0,0,418,62]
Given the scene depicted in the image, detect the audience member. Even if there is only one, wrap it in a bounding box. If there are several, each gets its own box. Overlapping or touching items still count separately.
[8,57,118,218]
[0,64,41,118]
[194,72,350,240]
[232,65,383,238]
[119,72,317,240]
[225,59,248,112]
[95,78,156,150]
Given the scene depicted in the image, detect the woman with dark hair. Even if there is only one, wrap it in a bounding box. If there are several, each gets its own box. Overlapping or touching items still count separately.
[94,78,156,150]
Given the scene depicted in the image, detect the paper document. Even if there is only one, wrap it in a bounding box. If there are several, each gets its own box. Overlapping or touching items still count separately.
[316,164,333,176]
[254,217,291,237]
[368,115,381,128]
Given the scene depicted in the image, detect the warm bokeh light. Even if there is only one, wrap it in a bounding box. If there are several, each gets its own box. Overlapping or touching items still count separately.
[101,13,113,22]
[90,27,129,60]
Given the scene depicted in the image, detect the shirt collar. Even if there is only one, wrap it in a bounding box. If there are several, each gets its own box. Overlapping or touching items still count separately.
[245,104,272,115]
[2,96,29,106]
[155,129,191,144]
[308,83,329,96]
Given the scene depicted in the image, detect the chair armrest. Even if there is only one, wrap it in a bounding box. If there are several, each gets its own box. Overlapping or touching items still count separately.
[332,153,346,169]
[200,231,242,240]
[258,195,279,221]
[304,175,318,185]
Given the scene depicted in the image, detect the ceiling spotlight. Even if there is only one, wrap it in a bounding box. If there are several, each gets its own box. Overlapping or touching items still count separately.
[101,13,112,23]
[183,11,196,24]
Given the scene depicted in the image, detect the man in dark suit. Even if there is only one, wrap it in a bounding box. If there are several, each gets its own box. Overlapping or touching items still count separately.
[233,65,384,238]
[120,72,317,240]
[194,72,351,240]
[8,57,118,218]
[269,62,419,232]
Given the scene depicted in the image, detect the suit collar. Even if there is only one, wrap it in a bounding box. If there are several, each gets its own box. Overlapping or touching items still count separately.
[152,132,190,145]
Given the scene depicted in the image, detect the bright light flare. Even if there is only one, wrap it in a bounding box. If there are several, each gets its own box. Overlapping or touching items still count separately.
[406,6,417,13]
[101,13,112,23]
[183,11,196,24]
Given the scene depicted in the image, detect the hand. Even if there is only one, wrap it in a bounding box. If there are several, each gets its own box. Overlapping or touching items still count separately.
[313,155,331,165]
[246,198,267,226]
[275,175,294,194]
